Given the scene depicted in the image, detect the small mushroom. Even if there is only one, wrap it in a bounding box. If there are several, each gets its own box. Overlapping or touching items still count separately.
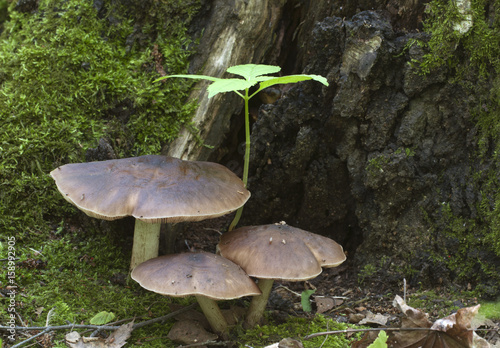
[50,155,250,270]
[217,223,346,328]
[131,251,261,337]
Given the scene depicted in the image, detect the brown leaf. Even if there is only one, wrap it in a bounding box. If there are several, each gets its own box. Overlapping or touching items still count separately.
[393,295,433,328]
[389,299,488,348]
[352,296,491,348]
[65,322,133,348]
[166,320,217,345]
[351,331,381,348]
[106,321,133,348]
[315,297,343,314]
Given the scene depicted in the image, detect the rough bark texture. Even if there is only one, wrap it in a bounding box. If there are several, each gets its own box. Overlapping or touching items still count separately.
[162,0,287,161]
[238,9,499,295]
[163,0,499,296]
[162,0,430,161]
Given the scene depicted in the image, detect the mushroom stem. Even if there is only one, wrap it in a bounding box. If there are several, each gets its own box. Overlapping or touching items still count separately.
[245,278,274,328]
[130,220,161,271]
[195,295,229,338]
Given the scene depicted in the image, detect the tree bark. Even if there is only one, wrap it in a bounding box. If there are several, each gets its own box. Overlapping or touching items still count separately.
[162,0,287,161]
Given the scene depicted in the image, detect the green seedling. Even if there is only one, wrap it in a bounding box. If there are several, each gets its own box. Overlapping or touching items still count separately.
[90,311,116,325]
[155,64,328,229]
[301,289,316,312]
[367,331,388,348]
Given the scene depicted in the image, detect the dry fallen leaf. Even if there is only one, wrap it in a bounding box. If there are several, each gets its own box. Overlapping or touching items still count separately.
[166,319,217,345]
[352,296,491,348]
[315,296,343,314]
[65,321,133,348]
[359,312,390,326]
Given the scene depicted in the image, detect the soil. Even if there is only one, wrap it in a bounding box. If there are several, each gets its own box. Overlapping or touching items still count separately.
[176,215,500,346]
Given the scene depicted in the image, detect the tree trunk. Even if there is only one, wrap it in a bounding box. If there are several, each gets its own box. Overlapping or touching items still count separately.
[162,0,287,161]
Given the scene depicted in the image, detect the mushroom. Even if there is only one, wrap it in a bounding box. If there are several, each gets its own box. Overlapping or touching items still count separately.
[217,223,346,328]
[50,155,250,270]
[131,251,261,336]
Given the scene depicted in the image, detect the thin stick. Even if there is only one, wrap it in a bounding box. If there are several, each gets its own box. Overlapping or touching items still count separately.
[133,303,197,329]
[1,303,197,347]
[319,321,329,348]
[10,328,51,348]
[403,278,407,303]
[303,327,474,340]
[177,340,229,347]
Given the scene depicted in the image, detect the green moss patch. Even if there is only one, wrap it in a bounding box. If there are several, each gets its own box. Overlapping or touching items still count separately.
[0,224,195,347]
[478,300,500,320]
[0,0,200,236]
[236,315,364,347]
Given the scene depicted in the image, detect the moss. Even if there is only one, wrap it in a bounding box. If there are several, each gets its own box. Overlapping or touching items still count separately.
[0,0,200,236]
[236,315,364,347]
[410,0,500,296]
[0,224,198,347]
[478,300,500,319]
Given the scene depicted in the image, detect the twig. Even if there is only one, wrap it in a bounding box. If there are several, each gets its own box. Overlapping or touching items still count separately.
[10,328,51,348]
[132,303,197,329]
[0,324,130,331]
[403,278,407,303]
[319,320,329,348]
[303,327,478,340]
[28,247,44,257]
[177,340,229,347]
[275,285,301,297]
[202,227,222,235]
[1,303,198,347]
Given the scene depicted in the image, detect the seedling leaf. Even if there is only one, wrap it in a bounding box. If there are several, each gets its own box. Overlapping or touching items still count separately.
[227,64,281,80]
[153,74,222,84]
[258,74,329,91]
[90,311,115,325]
[301,289,316,312]
[367,331,388,348]
[207,78,257,98]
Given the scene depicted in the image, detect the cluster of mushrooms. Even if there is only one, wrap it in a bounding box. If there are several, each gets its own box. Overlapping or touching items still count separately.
[50,155,346,337]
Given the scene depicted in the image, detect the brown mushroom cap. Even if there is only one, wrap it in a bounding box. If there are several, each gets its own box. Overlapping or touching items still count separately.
[218,224,346,281]
[50,155,250,223]
[293,227,347,268]
[131,251,261,300]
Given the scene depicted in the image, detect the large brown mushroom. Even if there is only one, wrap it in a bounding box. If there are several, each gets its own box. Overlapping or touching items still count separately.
[131,251,261,336]
[217,223,346,328]
[50,155,250,270]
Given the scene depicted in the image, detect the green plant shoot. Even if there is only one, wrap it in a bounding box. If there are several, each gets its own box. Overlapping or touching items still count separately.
[301,289,316,312]
[155,64,328,229]
[367,330,388,348]
[89,311,116,325]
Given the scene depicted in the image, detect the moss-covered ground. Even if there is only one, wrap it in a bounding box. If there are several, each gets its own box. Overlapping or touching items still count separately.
[0,225,186,347]
[0,221,367,347]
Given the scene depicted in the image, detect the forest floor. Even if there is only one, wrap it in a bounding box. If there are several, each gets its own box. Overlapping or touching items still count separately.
[1,214,499,347]
[178,216,500,347]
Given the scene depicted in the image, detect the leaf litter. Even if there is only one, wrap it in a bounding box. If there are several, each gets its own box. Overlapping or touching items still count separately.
[65,321,133,348]
[349,295,498,347]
